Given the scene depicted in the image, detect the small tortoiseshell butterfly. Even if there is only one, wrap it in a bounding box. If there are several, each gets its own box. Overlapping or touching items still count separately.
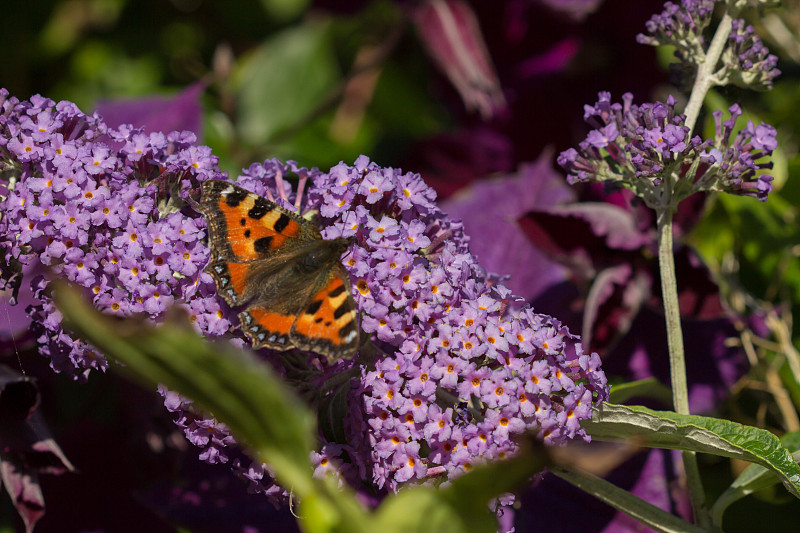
[198,180,359,360]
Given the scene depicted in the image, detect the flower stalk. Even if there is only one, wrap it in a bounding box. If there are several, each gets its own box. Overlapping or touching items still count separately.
[656,205,708,526]
[683,12,733,133]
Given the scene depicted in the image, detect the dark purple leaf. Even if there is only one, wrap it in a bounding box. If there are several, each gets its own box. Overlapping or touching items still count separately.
[516,36,580,77]
[94,82,205,138]
[606,308,746,414]
[442,150,574,301]
[407,126,515,199]
[535,0,605,21]
[413,0,506,119]
[516,449,689,532]
[1,455,45,533]
[0,365,75,532]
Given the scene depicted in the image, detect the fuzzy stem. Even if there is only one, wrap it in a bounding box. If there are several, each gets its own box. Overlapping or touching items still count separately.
[684,13,733,134]
[656,207,708,527]
[657,210,687,414]
[658,10,735,530]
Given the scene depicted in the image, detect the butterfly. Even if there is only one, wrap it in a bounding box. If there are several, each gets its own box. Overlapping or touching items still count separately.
[197,180,360,360]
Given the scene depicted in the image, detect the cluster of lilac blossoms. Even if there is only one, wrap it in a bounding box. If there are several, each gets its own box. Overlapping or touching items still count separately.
[0,90,609,521]
[557,92,776,203]
[637,0,780,91]
[304,157,608,495]
[0,88,227,377]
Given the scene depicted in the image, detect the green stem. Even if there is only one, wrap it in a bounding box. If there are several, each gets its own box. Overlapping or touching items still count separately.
[683,13,733,133]
[657,207,708,528]
[655,11,735,530]
[657,209,687,414]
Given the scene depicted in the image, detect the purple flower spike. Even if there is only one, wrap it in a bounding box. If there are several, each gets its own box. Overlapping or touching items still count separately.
[722,18,780,90]
[559,92,777,203]
[0,91,227,377]
[639,2,779,91]
[1,89,609,527]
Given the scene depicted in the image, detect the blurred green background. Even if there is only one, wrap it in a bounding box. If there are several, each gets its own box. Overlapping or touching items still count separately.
[0,0,449,177]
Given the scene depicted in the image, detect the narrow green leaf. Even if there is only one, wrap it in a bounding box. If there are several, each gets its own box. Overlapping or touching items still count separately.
[298,477,377,533]
[550,466,707,533]
[608,377,673,407]
[55,284,317,497]
[710,430,800,525]
[583,403,800,499]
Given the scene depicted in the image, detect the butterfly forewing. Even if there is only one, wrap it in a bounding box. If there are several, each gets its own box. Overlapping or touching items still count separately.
[200,180,317,264]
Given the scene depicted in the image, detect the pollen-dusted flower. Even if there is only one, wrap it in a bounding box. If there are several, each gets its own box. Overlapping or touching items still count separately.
[558,92,776,203]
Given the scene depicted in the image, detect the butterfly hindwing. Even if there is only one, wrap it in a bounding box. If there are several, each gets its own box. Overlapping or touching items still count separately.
[238,306,297,351]
[198,180,360,360]
[290,265,359,359]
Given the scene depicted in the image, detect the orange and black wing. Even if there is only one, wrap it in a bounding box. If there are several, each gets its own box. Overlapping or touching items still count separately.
[239,263,359,358]
[199,180,315,306]
[289,265,359,359]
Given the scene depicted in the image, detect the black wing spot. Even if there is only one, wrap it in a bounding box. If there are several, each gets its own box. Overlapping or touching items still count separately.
[254,236,273,253]
[244,229,251,238]
[314,317,324,324]
[240,218,247,226]
[225,190,247,207]
[328,284,346,298]
[248,198,273,220]
[306,299,323,315]
[333,302,350,319]
[274,213,291,234]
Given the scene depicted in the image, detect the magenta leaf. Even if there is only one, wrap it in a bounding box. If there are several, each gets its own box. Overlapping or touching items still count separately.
[0,365,75,532]
[94,82,205,138]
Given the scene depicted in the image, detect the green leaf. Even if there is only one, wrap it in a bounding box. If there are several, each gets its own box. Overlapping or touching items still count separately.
[233,21,340,147]
[54,285,581,533]
[550,466,707,533]
[258,0,310,22]
[710,430,800,525]
[583,403,800,499]
[374,439,550,533]
[608,377,673,407]
[318,375,352,445]
[55,283,317,497]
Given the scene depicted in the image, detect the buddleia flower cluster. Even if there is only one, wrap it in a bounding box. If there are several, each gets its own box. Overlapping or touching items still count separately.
[0,90,609,522]
[637,0,780,90]
[557,92,776,203]
[304,157,608,494]
[0,88,227,378]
